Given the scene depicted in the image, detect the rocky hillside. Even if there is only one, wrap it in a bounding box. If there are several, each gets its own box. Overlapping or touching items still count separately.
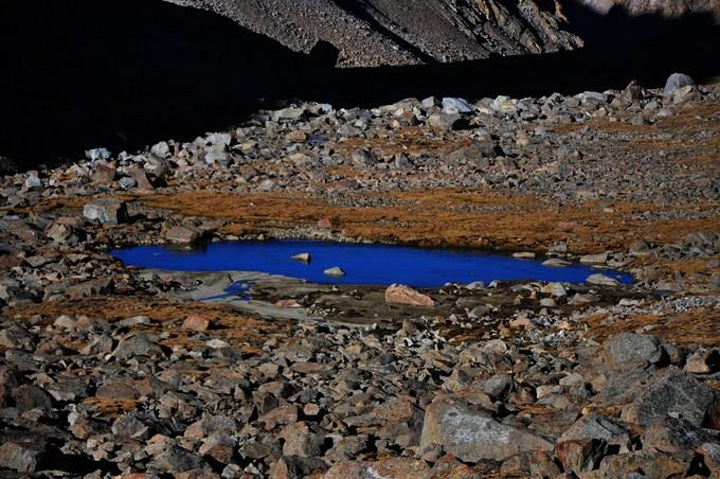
[168,0,719,67]
[169,0,585,67]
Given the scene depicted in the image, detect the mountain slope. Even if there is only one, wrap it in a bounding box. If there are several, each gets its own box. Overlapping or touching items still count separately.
[168,0,584,67]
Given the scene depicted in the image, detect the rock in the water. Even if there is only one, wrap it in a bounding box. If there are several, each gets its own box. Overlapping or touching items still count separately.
[420,396,552,462]
[291,252,311,263]
[586,273,620,286]
[83,199,128,225]
[166,226,200,244]
[385,284,434,307]
[663,73,694,97]
[542,258,571,268]
[323,266,345,277]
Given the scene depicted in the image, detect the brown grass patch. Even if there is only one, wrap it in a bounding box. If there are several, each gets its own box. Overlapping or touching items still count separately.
[83,397,141,417]
[585,307,720,346]
[3,296,294,349]
[141,189,720,255]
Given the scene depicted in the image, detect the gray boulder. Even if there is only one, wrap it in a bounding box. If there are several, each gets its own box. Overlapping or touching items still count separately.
[442,97,474,114]
[560,414,629,444]
[602,333,666,370]
[623,366,715,427]
[166,226,201,244]
[0,441,44,473]
[85,147,112,161]
[112,334,165,359]
[420,396,552,462]
[82,199,128,225]
[663,73,694,98]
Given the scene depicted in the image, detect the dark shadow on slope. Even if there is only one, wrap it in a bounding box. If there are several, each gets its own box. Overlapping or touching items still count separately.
[0,0,718,170]
[327,0,440,64]
[0,0,313,169]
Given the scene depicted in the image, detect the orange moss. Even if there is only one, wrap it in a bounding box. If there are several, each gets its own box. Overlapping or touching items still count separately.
[141,189,720,256]
[83,397,141,417]
[585,308,720,347]
[4,296,293,349]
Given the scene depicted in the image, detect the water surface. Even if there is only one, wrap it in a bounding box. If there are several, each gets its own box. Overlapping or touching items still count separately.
[112,240,632,288]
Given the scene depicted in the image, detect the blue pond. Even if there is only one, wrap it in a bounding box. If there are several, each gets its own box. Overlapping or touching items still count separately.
[112,240,632,288]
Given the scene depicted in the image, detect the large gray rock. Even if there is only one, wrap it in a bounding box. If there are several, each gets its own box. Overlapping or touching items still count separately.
[149,445,203,473]
[623,366,715,427]
[586,273,620,286]
[441,97,473,114]
[602,333,666,370]
[559,414,629,444]
[112,334,165,359]
[663,73,694,98]
[82,199,128,225]
[166,226,200,244]
[420,396,552,462]
[85,147,111,161]
[0,441,44,473]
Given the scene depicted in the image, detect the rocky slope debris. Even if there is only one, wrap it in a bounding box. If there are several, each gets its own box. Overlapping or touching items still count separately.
[170,0,584,66]
[168,0,720,67]
[0,73,718,477]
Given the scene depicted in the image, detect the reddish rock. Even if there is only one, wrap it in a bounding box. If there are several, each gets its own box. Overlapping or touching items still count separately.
[323,458,431,479]
[181,315,211,332]
[555,439,608,475]
[269,456,326,479]
[259,406,299,430]
[685,348,720,374]
[275,299,303,309]
[344,395,423,447]
[317,217,333,229]
[500,450,561,478]
[278,421,323,457]
[598,450,689,478]
[385,284,434,307]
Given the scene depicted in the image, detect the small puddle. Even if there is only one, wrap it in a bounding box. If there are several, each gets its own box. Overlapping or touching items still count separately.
[112,240,632,288]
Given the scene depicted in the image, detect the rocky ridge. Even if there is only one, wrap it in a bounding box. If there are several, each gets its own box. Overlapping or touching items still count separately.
[168,0,584,66]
